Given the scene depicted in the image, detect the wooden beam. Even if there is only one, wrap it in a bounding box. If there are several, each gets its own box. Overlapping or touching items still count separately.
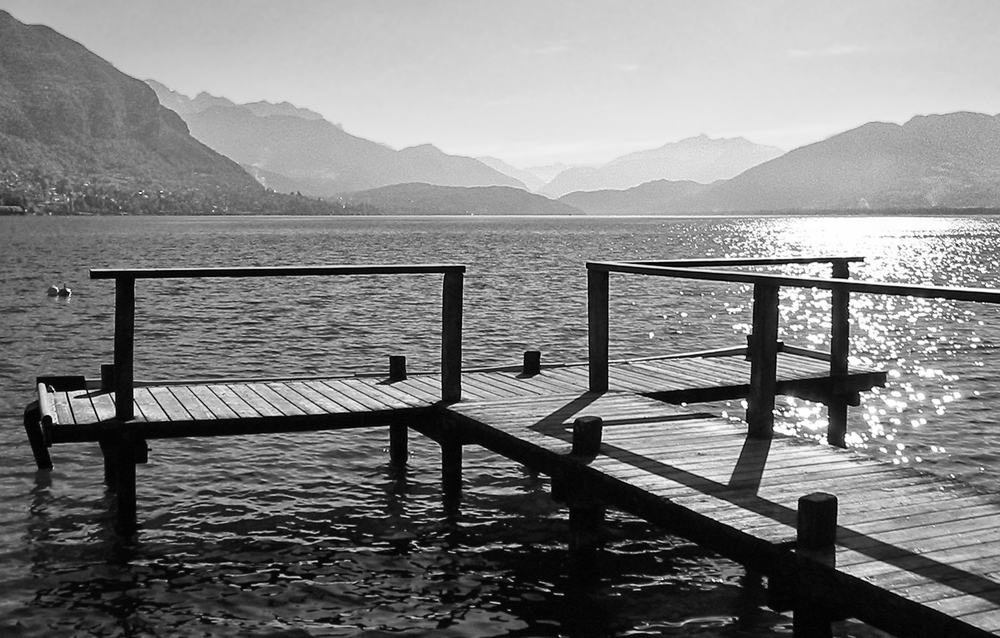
[589,260,1000,304]
[747,283,780,438]
[828,260,851,448]
[23,401,52,470]
[91,264,466,279]
[588,267,610,393]
[441,270,463,403]
[113,276,135,421]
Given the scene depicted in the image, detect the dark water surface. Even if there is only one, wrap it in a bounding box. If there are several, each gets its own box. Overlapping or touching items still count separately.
[3,214,1000,637]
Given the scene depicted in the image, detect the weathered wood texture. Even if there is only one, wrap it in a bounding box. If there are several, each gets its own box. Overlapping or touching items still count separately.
[446,392,1000,638]
[91,264,468,414]
[31,354,1000,636]
[36,352,883,444]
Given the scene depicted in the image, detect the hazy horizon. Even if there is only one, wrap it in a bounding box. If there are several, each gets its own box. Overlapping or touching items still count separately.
[2,0,999,168]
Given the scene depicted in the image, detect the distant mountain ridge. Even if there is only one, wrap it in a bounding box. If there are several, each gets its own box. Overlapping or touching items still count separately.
[550,112,1000,214]
[147,83,526,197]
[538,135,784,197]
[0,10,261,202]
[559,180,713,215]
[146,80,327,122]
[689,112,1000,211]
[344,183,581,216]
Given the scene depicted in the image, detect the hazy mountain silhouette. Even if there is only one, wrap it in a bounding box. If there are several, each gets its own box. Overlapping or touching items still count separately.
[477,156,546,191]
[0,11,260,197]
[559,180,713,215]
[689,112,1000,211]
[343,183,581,215]
[147,80,326,121]
[538,135,783,197]
[148,84,525,197]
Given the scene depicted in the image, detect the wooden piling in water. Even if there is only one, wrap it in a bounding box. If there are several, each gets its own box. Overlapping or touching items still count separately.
[440,437,462,506]
[23,401,51,471]
[100,431,146,534]
[389,424,408,468]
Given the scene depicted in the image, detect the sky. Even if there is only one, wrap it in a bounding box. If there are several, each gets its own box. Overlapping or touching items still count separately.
[2,0,1000,167]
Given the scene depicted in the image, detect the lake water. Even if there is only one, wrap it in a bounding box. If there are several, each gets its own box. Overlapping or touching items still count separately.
[2,213,1000,637]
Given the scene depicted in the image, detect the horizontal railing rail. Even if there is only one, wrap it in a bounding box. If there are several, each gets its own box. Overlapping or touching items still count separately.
[90,264,467,279]
[91,264,465,420]
[587,256,1000,447]
[590,260,1000,303]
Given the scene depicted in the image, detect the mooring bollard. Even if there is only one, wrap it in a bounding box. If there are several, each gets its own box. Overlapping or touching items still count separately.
[522,350,541,377]
[793,492,839,638]
[100,363,115,393]
[388,355,407,382]
[798,492,838,551]
[571,416,603,457]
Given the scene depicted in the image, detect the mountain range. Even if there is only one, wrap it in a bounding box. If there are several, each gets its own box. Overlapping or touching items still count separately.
[554,112,1000,213]
[0,10,262,208]
[687,112,1000,211]
[539,135,784,198]
[4,9,1000,216]
[344,183,582,216]
[147,82,526,197]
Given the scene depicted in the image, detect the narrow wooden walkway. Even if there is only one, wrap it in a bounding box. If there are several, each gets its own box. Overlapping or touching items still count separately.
[36,351,880,444]
[28,353,1000,636]
[444,391,1000,638]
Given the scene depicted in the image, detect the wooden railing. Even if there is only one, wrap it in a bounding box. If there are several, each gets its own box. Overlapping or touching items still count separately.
[587,256,1000,447]
[90,264,466,420]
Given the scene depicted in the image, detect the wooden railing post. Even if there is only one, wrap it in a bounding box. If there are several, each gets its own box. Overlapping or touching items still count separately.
[747,283,780,438]
[828,261,851,448]
[441,270,463,403]
[113,276,135,421]
[588,266,610,393]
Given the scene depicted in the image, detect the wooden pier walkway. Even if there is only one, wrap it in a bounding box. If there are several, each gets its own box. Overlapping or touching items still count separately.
[21,258,1000,637]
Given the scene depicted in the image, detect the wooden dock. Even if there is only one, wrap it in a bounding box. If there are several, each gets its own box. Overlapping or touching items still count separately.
[21,258,1000,638]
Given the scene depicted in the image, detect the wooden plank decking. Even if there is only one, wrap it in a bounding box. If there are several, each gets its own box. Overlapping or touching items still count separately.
[34,351,1000,637]
[443,391,1000,638]
[37,351,881,442]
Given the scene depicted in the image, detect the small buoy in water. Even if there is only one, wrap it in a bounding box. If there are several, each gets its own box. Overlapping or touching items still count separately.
[47,285,59,297]
[57,284,71,297]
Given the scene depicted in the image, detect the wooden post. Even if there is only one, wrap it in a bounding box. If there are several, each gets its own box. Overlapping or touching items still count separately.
[23,401,52,470]
[389,424,408,468]
[569,501,605,554]
[522,350,541,377]
[388,355,407,381]
[798,492,838,551]
[828,261,851,448]
[441,438,462,505]
[100,363,115,393]
[746,283,780,438]
[441,270,463,403]
[794,492,838,637]
[588,267,610,393]
[113,276,136,421]
[571,416,603,457]
[101,432,142,534]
